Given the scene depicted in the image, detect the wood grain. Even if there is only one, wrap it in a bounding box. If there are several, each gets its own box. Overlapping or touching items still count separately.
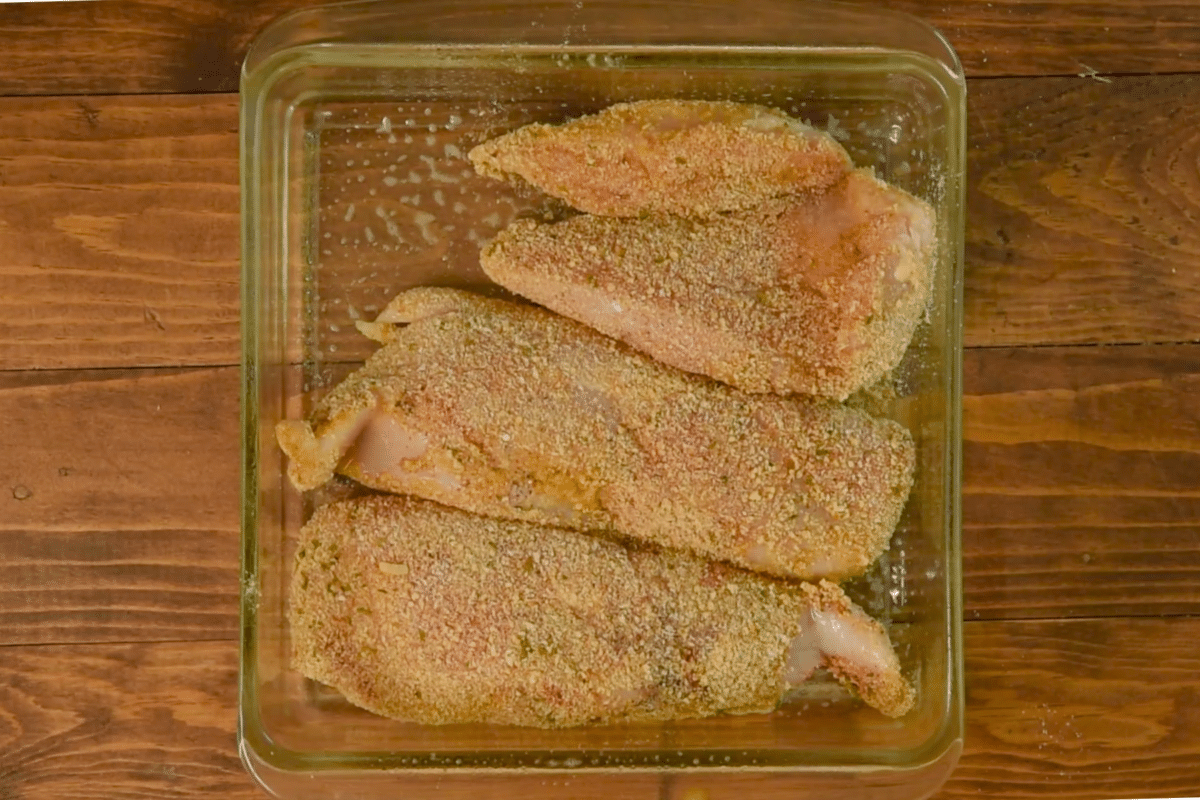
[0,642,256,800]
[0,642,659,800]
[0,0,274,97]
[966,75,1200,347]
[943,618,1200,800]
[962,344,1200,619]
[4,619,1198,800]
[0,94,240,371]
[2,78,1199,370]
[0,368,239,646]
[0,640,254,800]
[13,93,399,367]
[0,0,1194,97]
[3,345,1198,645]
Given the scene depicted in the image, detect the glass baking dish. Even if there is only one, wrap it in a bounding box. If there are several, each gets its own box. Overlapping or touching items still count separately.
[239,1,966,797]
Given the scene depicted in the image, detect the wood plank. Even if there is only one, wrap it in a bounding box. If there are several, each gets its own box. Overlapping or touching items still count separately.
[0,529,239,646]
[966,75,1200,347]
[4,619,1199,800]
[0,0,279,97]
[0,640,256,800]
[0,0,1195,97]
[3,77,1198,371]
[962,344,1200,619]
[0,367,238,535]
[2,345,1197,645]
[0,368,240,646]
[917,0,1200,79]
[945,618,1200,800]
[0,642,660,800]
[0,94,241,370]
[666,618,1200,800]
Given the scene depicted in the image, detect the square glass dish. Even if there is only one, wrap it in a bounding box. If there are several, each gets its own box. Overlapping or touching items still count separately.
[239,1,966,798]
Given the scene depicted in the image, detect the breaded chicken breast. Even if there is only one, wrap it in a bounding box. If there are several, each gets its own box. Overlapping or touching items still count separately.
[481,168,935,400]
[276,289,914,581]
[469,99,852,217]
[290,495,916,726]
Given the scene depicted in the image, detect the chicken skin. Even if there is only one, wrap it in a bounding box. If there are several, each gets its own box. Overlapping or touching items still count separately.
[469,99,852,218]
[480,169,936,400]
[290,494,916,727]
[276,288,914,582]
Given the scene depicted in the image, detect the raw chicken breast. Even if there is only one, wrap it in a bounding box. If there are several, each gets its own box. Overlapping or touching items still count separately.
[480,169,936,400]
[276,288,914,581]
[469,99,852,217]
[290,494,916,726]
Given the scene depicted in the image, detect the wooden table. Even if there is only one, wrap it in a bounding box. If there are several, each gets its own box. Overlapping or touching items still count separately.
[2,2,1198,798]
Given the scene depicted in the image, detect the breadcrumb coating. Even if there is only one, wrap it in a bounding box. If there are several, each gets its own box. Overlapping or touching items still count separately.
[276,289,914,582]
[289,494,915,727]
[469,99,852,217]
[480,169,936,400]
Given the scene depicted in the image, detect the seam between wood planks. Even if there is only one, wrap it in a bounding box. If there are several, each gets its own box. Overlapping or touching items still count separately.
[7,339,1200,377]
